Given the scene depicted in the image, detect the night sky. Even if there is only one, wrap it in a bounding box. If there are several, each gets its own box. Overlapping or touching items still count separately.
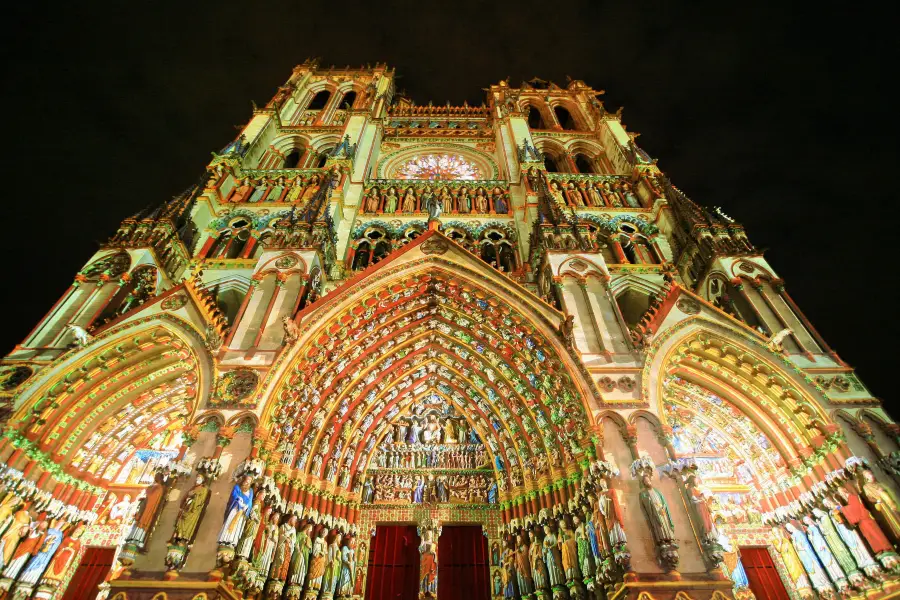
[2,3,895,408]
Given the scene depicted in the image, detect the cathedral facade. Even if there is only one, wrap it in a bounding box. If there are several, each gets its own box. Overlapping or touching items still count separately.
[0,60,897,600]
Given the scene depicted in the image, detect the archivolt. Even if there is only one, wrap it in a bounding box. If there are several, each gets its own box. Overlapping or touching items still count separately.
[262,263,597,497]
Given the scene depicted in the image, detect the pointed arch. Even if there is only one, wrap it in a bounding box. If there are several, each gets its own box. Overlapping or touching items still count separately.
[643,317,837,494]
[8,315,212,486]
[257,232,604,518]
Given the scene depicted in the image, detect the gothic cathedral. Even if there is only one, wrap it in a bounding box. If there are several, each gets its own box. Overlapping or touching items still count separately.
[0,61,896,600]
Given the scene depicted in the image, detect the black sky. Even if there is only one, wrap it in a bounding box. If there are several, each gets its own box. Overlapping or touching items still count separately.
[1,2,896,407]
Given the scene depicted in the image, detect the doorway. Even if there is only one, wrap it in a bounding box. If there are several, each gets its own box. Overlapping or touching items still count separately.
[60,547,116,600]
[740,546,791,600]
[437,525,491,600]
[365,525,420,600]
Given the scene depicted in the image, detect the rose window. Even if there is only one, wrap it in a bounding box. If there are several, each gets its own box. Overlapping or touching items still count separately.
[393,154,482,180]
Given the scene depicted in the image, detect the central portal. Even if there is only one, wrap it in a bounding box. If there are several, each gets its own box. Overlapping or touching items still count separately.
[437,525,491,600]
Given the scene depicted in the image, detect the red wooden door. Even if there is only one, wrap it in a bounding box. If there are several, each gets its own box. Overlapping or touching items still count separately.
[365,525,420,600]
[437,525,490,600]
[740,546,791,600]
[60,547,116,600]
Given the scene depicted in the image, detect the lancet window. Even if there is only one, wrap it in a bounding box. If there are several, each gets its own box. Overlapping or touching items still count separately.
[206,218,253,259]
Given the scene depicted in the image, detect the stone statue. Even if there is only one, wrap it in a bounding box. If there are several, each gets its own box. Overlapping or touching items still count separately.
[529,529,549,592]
[125,471,168,549]
[638,472,678,572]
[219,475,254,548]
[286,522,314,599]
[515,533,534,595]
[171,475,211,545]
[304,528,328,598]
[541,524,565,587]
[424,187,442,222]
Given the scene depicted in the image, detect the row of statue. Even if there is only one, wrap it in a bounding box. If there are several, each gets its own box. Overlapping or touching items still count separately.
[546,179,643,209]
[0,488,87,598]
[228,174,323,205]
[363,185,510,215]
[388,414,480,446]
[373,445,488,469]
[761,460,900,598]
[361,472,498,505]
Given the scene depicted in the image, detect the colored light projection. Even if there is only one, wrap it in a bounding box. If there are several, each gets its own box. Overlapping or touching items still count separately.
[266,270,590,505]
[393,154,482,180]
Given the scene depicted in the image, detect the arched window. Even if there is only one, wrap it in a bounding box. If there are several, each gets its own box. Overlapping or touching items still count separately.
[351,229,392,271]
[614,224,659,265]
[574,154,596,174]
[315,153,329,168]
[479,229,517,273]
[616,288,653,328]
[283,149,302,169]
[554,106,578,130]
[308,90,331,110]
[527,106,546,129]
[340,91,357,109]
[543,154,561,173]
[209,218,253,259]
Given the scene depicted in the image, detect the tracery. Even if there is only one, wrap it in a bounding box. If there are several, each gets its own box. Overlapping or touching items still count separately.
[393,153,482,180]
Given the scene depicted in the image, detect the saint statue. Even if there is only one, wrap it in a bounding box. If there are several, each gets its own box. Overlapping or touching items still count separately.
[35,524,84,594]
[559,519,582,583]
[286,522,314,598]
[170,475,211,545]
[0,507,30,570]
[235,493,265,560]
[305,529,328,598]
[542,524,565,587]
[770,526,813,594]
[336,537,356,598]
[125,471,168,548]
[424,186,442,222]
[321,532,343,597]
[219,475,254,547]
[515,533,534,595]
[529,529,549,592]
[858,467,900,542]
[502,543,519,599]
[269,514,298,583]
[685,474,718,544]
[638,472,678,571]
[573,514,595,585]
[785,522,834,594]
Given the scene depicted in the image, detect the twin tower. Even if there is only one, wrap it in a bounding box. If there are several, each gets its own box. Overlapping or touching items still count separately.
[0,60,896,600]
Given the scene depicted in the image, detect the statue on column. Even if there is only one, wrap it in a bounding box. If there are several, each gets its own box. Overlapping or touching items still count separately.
[800,516,850,595]
[528,529,549,594]
[418,516,439,598]
[573,514,595,590]
[769,526,813,596]
[684,472,724,567]
[558,518,582,588]
[304,528,328,599]
[336,536,356,599]
[286,521,314,599]
[12,519,65,595]
[807,508,866,589]
[0,519,48,587]
[856,465,900,542]
[249,508,280,594]
[541,523,565,590]
[784,522,835,596]
[123,470,168,551]
[834,486,900,572]
[634,460,678,572]
[321,531,343,600]
[515,533,534,597]
[166,474,212,572]
[265,514,297,599]
[217,474,254,566]
[502,539,519,599]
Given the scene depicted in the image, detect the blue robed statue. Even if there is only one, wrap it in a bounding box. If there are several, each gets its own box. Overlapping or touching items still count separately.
[218,475,254,547]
